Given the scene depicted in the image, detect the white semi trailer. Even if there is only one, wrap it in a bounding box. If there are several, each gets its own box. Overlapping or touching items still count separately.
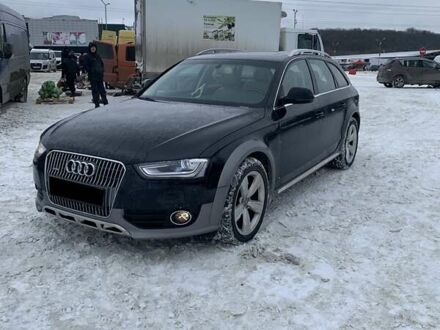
[135,0,324,77]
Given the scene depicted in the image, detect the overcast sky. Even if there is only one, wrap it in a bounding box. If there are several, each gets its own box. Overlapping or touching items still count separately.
[3,0,440,32]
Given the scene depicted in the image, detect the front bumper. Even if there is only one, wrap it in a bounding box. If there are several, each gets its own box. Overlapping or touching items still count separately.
[34,153,227,239]
[36,195,222,239]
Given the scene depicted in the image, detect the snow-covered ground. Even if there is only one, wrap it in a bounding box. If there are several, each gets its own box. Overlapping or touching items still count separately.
[1,72,439,329]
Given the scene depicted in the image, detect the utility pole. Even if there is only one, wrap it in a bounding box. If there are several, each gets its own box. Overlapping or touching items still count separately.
[376,37,386,57]
[293,9,299,29]
[100,0,110,29]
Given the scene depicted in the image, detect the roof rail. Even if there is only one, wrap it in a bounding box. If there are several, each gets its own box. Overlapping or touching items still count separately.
[196,48,241,56]
[289,49,331,58]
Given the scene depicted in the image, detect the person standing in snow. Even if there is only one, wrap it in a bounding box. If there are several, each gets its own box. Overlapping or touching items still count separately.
[84,42,108,108]
[62,50,79,98]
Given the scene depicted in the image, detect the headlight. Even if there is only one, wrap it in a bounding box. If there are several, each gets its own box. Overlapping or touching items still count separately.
[34,141,47,160]
[138,159,208,178]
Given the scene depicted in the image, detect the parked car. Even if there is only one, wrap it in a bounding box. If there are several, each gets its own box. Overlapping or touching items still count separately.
[30,49,57,72]
[33,50,360,242]
[377,57,440,88]
[0,4,30,107]
[54,50,62,69]
[366,64,380,72]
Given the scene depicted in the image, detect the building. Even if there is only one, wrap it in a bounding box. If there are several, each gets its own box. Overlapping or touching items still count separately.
[26,15,99,52]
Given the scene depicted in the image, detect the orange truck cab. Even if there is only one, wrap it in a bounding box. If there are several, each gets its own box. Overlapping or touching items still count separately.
[94,40,136,90]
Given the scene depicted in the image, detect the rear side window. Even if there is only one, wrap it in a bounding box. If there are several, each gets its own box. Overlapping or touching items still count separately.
[327,63,349,88]
[3,24,28,56]
[401,60,423,68]
[279,60,314,99]
[308,59,336,94]
[422,60,437,69]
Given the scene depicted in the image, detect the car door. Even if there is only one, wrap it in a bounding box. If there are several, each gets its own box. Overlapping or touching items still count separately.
[404,60,425,84]
[276,59,326,185]
[323,62,350,154]
[117,44,136,86]
[307,59,346,157]
[422,60,440,84]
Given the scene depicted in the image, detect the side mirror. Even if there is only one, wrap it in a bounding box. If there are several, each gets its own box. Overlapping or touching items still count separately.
[278,87,314,107]
[2,43,12,59]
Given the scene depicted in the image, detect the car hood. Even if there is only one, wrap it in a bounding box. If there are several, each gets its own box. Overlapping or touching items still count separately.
[42,99,263,164]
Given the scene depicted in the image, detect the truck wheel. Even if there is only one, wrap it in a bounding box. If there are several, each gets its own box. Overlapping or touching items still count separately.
[216,157,269,243]
[15,79,28,103]
[393,75,405,88]
[329,117,359,170]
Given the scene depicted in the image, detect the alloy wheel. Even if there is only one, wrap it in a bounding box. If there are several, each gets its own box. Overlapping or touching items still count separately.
[345,123,358,164]
[234,171,266,236]
[393,76,405,88]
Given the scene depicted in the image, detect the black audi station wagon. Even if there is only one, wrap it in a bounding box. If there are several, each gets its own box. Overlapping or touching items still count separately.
[33,50,360,242]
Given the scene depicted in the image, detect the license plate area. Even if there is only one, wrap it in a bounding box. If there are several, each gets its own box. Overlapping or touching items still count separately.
[49,177,105,206]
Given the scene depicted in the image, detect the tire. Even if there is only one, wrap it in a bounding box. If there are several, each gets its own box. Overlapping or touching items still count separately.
[15,79,28,103]
[384,83,392,88]
[393,75,405,88]
[216,157,269,243]
[329,117,359,170]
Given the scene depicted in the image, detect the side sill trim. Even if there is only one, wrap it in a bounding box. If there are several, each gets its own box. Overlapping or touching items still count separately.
[277,153,340,194]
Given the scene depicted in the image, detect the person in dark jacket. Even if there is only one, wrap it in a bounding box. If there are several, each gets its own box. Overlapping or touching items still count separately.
[84,42,108,108]
[78,53,86,74]
[60,49,70,79]
[62,50,79,97]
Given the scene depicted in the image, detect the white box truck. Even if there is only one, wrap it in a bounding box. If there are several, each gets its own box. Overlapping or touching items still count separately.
[135,0,324,78]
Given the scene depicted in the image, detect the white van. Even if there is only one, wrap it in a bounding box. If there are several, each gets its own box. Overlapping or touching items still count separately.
[0,4,30,106]
[30,49,57,72]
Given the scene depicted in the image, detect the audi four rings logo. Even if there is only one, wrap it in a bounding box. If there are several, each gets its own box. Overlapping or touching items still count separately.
[65,160,96,177]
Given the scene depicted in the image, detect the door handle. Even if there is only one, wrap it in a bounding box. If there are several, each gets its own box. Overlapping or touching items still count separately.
[315,111,325,119]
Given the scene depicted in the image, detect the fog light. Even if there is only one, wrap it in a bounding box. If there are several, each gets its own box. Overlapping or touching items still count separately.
[170,210,192,226]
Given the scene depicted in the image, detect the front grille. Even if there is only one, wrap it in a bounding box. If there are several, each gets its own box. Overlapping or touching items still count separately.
[45,151,126,217]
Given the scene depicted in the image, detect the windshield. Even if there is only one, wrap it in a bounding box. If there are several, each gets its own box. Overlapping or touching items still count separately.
[30,52,49,60]
[54,51,62,58]
[141,60,278,107]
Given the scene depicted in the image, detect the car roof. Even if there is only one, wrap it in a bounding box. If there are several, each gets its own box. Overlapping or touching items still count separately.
[187,51,331,63]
